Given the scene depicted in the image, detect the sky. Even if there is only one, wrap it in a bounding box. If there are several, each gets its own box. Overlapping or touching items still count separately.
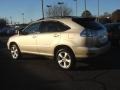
[0,0,120,24]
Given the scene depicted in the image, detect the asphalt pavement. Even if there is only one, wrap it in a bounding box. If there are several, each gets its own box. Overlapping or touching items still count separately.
[0,46,120,90]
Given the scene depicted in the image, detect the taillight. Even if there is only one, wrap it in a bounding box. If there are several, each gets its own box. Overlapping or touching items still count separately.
[80,29,97,37]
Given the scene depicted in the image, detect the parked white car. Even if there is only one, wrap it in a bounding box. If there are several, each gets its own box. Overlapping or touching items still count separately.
[7,17,110,70]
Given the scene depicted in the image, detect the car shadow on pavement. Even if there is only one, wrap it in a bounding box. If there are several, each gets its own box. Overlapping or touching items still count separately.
[75,46,120,71]
[14,46,120,71]
[1,46,120,71]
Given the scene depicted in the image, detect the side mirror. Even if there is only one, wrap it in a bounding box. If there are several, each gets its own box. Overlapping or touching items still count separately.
[15,30,20,35]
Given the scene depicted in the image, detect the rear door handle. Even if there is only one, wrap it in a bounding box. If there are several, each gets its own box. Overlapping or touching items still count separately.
[54,34,60,37]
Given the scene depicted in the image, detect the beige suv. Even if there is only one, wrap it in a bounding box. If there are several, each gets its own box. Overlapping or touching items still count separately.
[7,17,110,70]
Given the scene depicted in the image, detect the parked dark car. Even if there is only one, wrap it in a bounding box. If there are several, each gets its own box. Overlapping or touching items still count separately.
[0,27,16,36]
[105,23,120,46]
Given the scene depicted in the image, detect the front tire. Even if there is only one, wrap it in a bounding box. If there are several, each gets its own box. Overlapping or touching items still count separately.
[10,44,21,60]
[55,48,76,70]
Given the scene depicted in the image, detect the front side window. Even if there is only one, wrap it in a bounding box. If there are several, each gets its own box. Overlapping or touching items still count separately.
[23,23,40,34]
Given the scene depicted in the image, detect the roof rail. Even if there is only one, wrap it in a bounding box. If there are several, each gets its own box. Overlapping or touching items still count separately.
[37,16,80,20]
[37,16,96,21]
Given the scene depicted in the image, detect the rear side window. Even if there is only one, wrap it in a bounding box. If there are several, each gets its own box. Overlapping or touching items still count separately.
[23,23,40,34]
[72,18,103,30]
[40,21,70,33]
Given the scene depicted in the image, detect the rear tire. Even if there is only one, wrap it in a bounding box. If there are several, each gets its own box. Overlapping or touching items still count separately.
[55,48,76,70]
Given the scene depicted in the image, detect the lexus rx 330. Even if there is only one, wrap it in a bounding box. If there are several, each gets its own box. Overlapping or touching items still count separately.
[7,17,110,70]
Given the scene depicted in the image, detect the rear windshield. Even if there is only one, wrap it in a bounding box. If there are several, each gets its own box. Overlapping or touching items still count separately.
[72,18,103,30]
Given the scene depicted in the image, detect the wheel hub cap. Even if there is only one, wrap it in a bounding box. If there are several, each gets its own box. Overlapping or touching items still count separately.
[57,51,71,69]
[11,46,18,59]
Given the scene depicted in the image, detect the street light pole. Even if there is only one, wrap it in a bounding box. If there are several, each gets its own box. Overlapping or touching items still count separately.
[58,2,64,16]
[41,0,44,19]
[84,0,87,11]
[10,16,12,25]
[74,0,78,16]
[84,0,87,17]
[22,13,24,24]
[98,0,100,22]
[47,5,52,17]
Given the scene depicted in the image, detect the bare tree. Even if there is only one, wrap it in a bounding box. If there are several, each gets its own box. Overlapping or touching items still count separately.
[111,9,120,22]
[81,10,93,18]
[46,5,72,17]
[62,6,72,16]
[0,18,8,29]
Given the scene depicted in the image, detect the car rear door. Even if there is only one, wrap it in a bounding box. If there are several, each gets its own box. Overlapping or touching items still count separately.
[36,21,61,54]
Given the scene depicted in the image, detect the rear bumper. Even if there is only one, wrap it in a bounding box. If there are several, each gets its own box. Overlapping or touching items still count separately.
[73,42,111,58]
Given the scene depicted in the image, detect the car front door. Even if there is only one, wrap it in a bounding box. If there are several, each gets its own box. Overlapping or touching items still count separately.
[18,23,40,53]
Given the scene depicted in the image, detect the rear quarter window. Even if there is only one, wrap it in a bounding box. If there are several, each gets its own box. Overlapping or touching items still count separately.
[72,18,103,30]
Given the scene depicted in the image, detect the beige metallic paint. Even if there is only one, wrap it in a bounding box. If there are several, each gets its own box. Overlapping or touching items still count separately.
[7,18,110,59]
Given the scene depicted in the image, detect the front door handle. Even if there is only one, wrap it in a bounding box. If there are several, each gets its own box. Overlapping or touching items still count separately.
[33,35,37,38]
